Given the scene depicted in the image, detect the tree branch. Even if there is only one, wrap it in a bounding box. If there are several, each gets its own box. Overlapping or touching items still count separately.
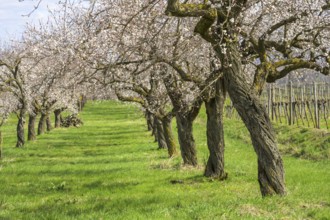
[165,0,217,43]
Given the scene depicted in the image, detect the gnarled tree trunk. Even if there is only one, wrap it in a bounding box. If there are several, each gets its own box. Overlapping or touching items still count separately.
[152,116,158,142]
[28,114,37,141]
[215,42,286,196]
[176,112,198,166]
[38,113,47,135]
[16,110,26,148]
[162,114,177,157]
[145,110,154,131]
[46,115,52,131]
[54,109,62,128]
[79,95,87,111]
[155,117,167,149]
[163,72,202,166]
[204,78,227,179]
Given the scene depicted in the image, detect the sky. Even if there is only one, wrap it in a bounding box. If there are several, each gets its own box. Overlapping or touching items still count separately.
[0,0,60,42]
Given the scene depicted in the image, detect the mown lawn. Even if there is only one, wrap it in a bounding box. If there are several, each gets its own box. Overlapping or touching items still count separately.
[0,101,329,219]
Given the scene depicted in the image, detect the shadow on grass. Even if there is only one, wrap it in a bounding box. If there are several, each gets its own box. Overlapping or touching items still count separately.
[83,180,141,190]
[37,167,125,176]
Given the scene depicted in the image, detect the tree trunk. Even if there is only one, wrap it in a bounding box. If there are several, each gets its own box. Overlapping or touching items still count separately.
[46,115,52,131]
[162,69,202,166]
[162,114,178,157]
[38,113,46,135]
[16,111,26,148]
[204,78,227,179]
[78,97,82,112]
[28,114,37,141]
[176,113,198,166]
[215,42,286,196]
[145,111,154,131]
[81,95,87,110]
[152,116,158,142]
[78,95,87,111]
[155,117,167,149]
[54,109,62,128]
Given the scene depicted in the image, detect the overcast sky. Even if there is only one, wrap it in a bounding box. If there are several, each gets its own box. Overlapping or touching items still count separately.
[0,0,60,42]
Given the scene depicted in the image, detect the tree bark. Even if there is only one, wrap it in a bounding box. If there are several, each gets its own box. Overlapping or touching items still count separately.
[215,42,286,196]
[16,110,26,148]
[155,117,167,149]
[38,113,47,135]
[152,116,158,142]
[54,109,62,128]
[204,78,227,179]
[162,114,178,157]
[163,72,202,166]
[176,112,198,166]
[78,95,87,111]
[81,95,87,110]
[145,110,154,131]
[28,114,37,141]
[46,115,52,131]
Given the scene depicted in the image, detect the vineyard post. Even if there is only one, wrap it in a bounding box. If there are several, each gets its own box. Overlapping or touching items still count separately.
[303,85,310,127]
[314,82,320,129]
[289,81,293,125]
[278,87,282,123]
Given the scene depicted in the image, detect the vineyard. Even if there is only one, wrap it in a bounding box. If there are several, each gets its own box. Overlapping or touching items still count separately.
[226,82,330,130]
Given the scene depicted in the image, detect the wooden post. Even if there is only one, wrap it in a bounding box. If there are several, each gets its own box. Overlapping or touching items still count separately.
[321,83,324,100]
[285,84,289,124]
[289,82,293,125]
[302,85,309,127]
[314,82,320,129]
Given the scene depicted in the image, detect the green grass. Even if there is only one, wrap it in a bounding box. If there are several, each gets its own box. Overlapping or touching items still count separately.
[0,100,329,219]
[275,125,330,160]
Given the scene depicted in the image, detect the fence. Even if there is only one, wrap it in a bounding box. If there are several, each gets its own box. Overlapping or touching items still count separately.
[226,82,330,130]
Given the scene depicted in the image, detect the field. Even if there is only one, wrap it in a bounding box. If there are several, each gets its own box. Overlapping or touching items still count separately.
[0,101,329,219]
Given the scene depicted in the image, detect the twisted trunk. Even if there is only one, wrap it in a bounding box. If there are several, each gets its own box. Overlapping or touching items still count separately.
[162,114,178,157]
[38,113,47,135]
[163,72,202,166]
[16,109,26,148]
[80,95,87,111]
[54,109,62,128]
[155,117,167,149]
[215,42,286,196]
[176,112,197,166]
[145,110,154,131]
[78,95,87,111]
[152,116,158,142]
[46,115,52,131]
[28,114,37,141]
[204,78,227,179]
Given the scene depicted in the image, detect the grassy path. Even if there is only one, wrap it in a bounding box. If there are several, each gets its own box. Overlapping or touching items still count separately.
[0,101,329,219]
